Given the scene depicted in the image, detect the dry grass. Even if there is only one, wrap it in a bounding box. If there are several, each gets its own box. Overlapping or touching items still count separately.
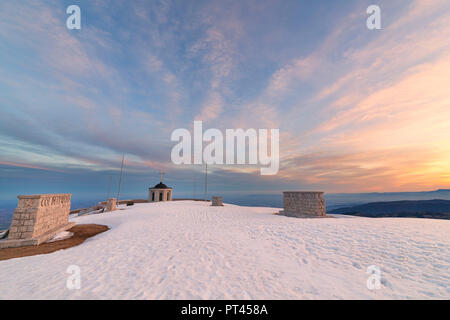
[0,224,109,261]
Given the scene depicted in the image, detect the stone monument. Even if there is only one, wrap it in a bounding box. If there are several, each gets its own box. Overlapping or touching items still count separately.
[106,198,117,212]
[280,191,326,218]
[0,194,75,249]
[211,196,223,206]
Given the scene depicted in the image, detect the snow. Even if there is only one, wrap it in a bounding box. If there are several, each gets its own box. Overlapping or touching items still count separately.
[0,201,449,299]
[46,231,74,243]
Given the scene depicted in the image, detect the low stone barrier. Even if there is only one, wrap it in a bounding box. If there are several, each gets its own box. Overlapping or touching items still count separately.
[0,194,75,249]
[211,196,224,206]
[106,198,117,212]
[280,191,326,218]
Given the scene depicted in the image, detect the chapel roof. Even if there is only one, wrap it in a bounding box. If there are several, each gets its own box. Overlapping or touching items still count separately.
[150,182,171,189]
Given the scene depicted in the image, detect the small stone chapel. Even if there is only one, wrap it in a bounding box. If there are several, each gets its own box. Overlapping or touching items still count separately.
[148,172,173,202]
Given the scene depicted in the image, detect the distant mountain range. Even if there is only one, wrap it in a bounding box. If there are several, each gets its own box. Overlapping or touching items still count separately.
[329,199,450,219]
[216,189,450,210]
[324,189,450,210]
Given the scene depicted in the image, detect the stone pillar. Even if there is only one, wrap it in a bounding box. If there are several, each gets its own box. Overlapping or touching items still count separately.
[1,194,75,248]
[280,192,326,218]
[106,198,117,212]
[211,196,223,206]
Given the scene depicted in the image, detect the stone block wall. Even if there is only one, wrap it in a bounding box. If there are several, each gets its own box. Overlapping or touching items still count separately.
[8,194,71,240]
[282,192,326,217]
[149,189,173,202]
[211,196,223,206]
[106,198,117,212]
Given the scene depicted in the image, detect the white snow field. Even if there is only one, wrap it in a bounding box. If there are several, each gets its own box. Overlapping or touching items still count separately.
[0,201,449,300]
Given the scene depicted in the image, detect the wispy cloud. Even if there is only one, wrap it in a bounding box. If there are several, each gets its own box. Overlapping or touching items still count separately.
[1,0,449,196]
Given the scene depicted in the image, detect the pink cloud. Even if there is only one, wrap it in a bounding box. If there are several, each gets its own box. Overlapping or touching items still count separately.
[0,161,62,173]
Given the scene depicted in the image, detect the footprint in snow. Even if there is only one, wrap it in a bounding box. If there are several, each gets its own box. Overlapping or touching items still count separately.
[381,277,392,289]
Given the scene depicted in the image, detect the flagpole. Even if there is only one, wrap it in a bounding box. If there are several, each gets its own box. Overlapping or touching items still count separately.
[205,163,208,201]
[117,154,125,205]
[106,175,112,200]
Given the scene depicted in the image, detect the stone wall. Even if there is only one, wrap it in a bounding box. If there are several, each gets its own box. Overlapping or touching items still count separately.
[282,192,326,217]
[106,198,117,212]
[149,189,173,202]
[8,194,72,240]
[211,196,223,206]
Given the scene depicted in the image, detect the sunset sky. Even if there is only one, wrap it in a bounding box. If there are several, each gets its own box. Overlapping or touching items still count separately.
[1,0,450,202]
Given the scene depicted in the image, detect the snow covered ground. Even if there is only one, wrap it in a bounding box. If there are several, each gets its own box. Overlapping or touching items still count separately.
[0,201,449,299]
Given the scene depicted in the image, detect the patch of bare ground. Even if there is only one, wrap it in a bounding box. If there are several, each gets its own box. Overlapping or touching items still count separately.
[0,224,109,261]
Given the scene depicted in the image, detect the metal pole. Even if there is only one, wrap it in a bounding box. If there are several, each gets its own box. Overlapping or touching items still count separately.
[205,163,208,200]
[193,171,196,200]
[117,154,125,205]
[106,176,112,200]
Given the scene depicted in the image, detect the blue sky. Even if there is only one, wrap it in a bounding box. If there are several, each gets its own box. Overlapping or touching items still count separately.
[1,0,450,203]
